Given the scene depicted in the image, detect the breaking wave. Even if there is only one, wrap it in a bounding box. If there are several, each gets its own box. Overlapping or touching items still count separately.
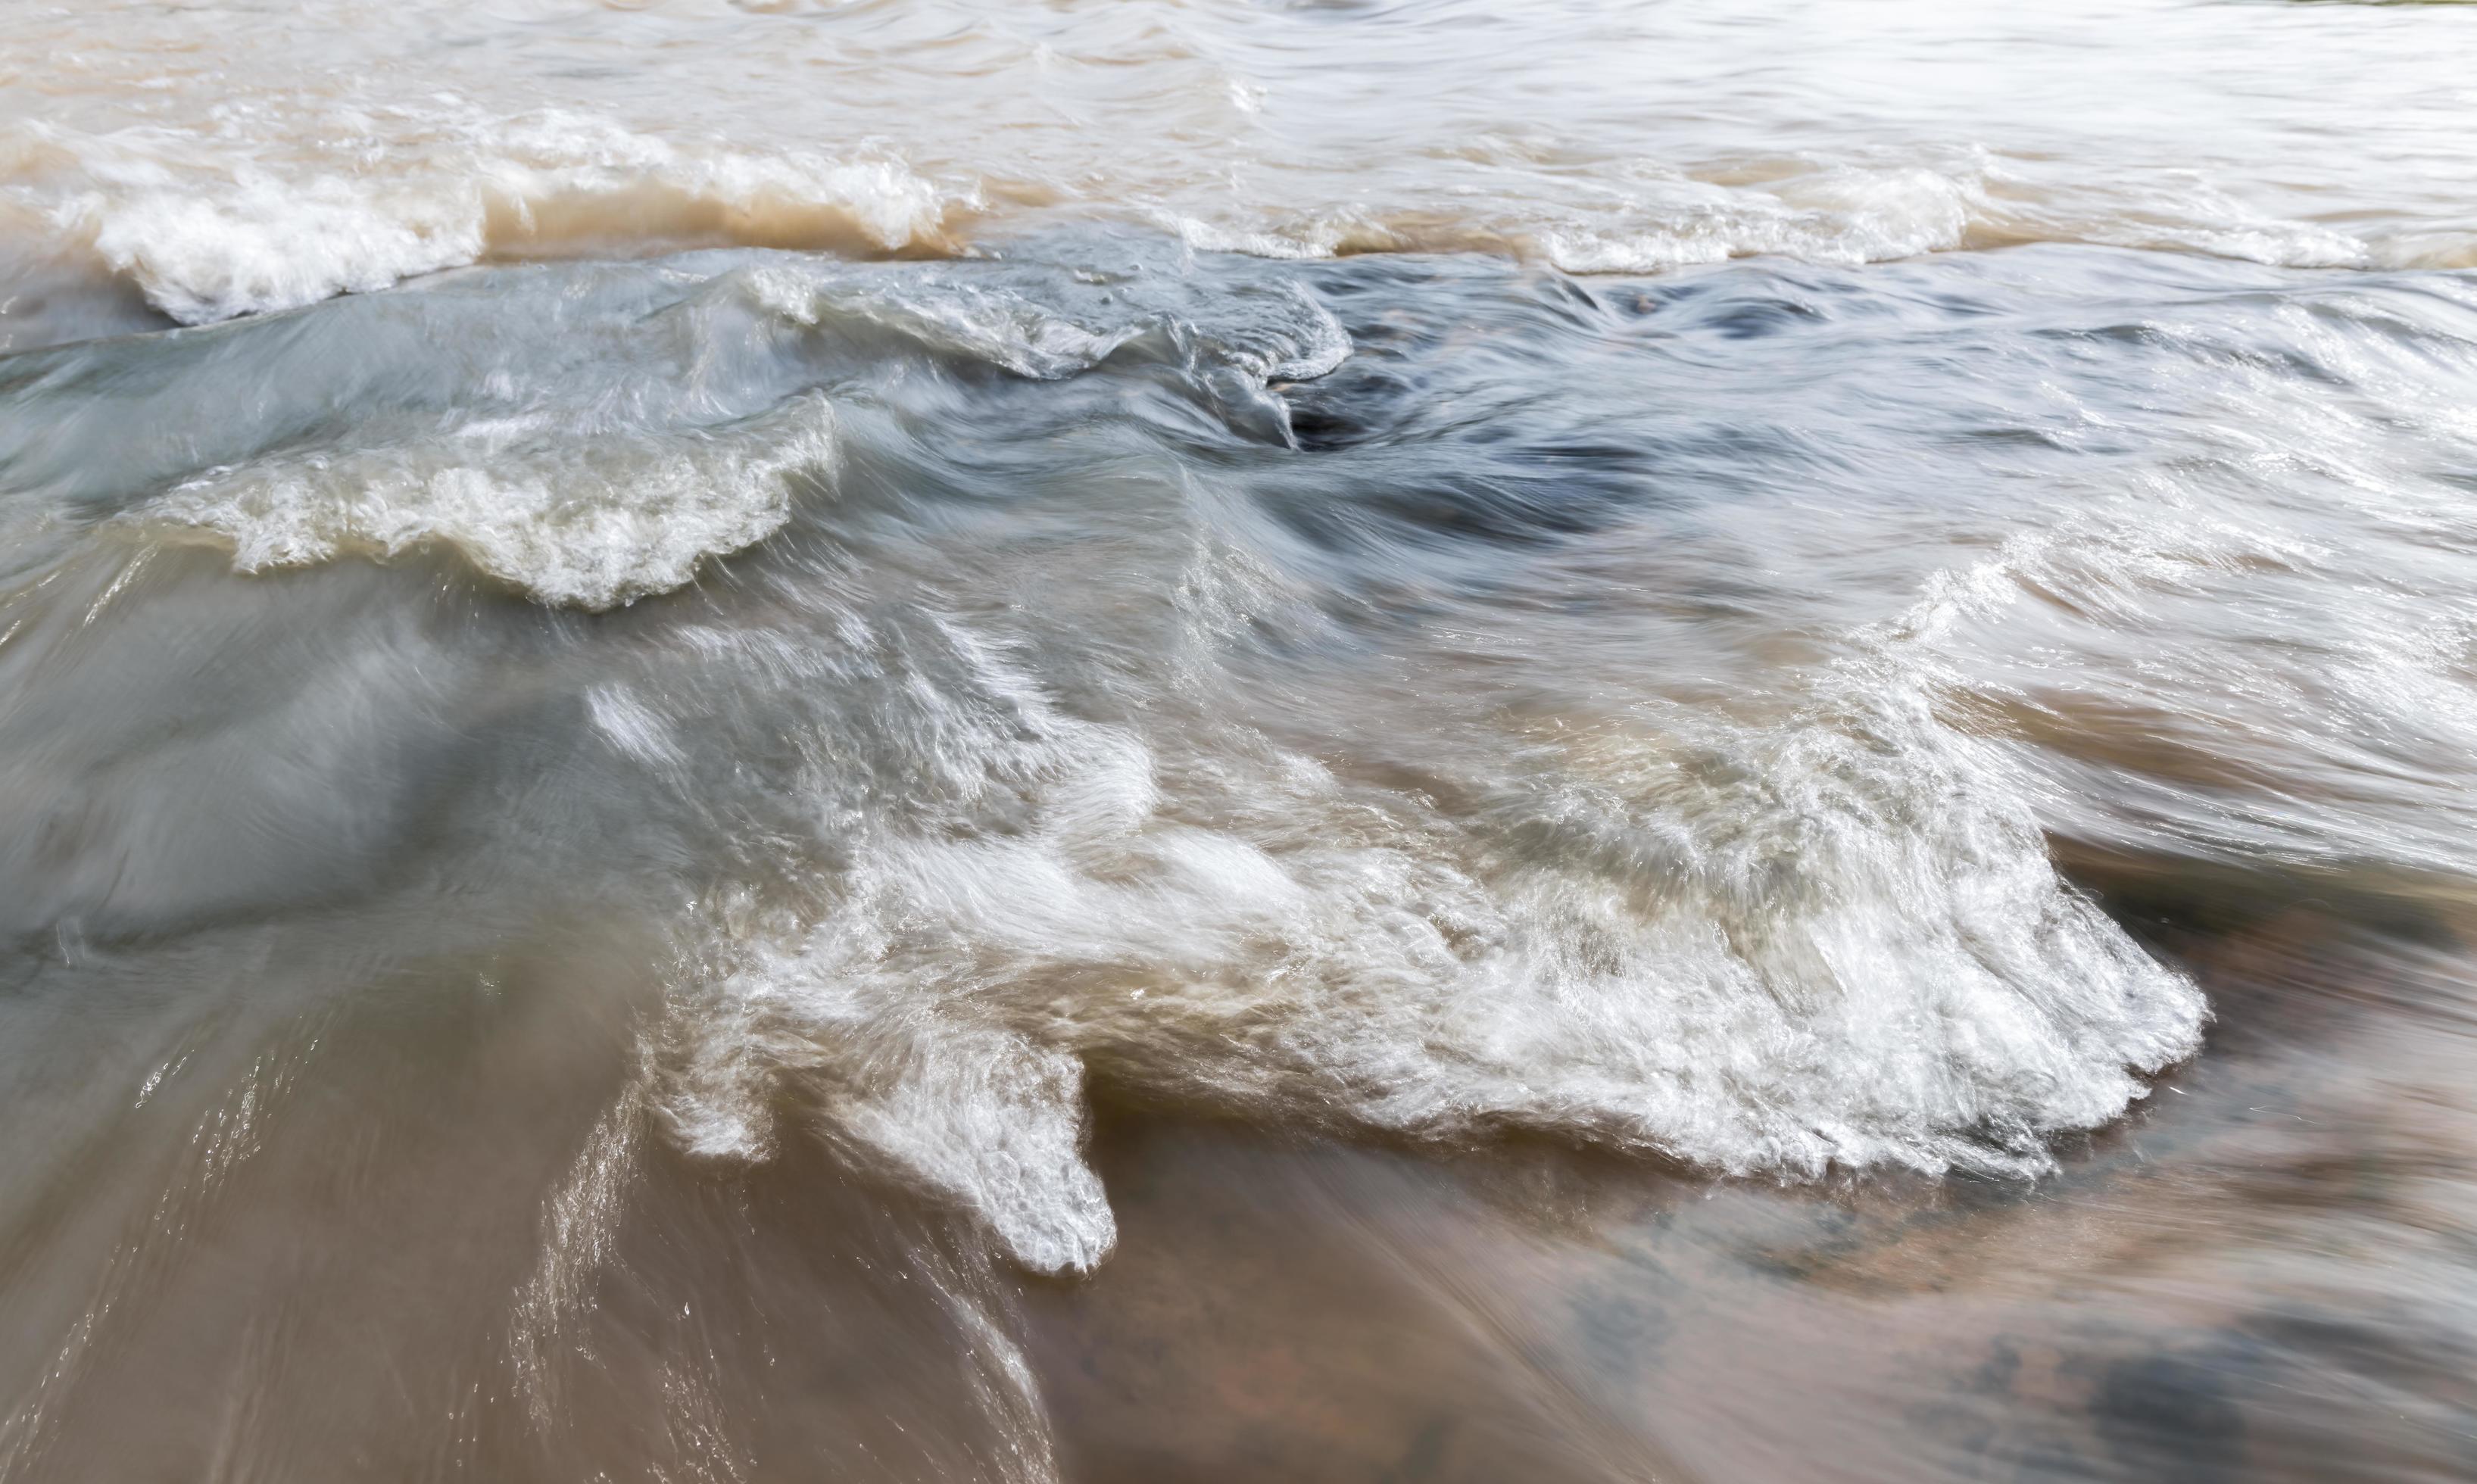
[17,230,2477,1282]
[7,0,2474,340]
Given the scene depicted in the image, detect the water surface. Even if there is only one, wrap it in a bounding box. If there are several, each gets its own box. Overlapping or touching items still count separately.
[3,3,2476,1480]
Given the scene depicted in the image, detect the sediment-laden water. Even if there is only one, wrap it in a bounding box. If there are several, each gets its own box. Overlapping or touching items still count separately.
[4,2,2476,1480]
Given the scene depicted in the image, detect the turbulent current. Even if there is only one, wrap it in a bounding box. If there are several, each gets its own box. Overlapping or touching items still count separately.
[5,3,2477,1482]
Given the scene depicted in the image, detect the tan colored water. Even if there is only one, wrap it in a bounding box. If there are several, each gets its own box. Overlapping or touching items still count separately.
[5,2,2477,1479]
[6,0,2476,342]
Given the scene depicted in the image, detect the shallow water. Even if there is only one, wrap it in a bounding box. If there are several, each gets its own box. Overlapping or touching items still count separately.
[4,2,2477,1480]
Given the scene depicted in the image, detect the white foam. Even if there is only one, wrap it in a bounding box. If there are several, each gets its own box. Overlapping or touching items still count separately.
[32,111,959,325]
[642,581,2205,1273]
[1541,160,1984,273]
[738,267,1140,381]
[142,394,837,609]
[14,91,2471,332]
[70,169,490,328]
[586,684,690,769]
[835,1021,1115,1275]
[735,260,1349,387]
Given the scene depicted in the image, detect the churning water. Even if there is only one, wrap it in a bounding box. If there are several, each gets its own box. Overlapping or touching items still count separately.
[4,2,2477,1480]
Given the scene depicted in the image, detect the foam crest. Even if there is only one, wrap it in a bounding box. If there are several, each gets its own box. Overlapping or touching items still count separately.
[4,247,1353,608]
[30,112,959,325]
[141,394,837,608]
[732,258,1351,388]
[1521,160,1983,273]
[641,573,2204,1272]
[70,170,490,329]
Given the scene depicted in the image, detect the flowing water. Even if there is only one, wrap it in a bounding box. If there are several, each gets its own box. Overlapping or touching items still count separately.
[3,2,2477,1479]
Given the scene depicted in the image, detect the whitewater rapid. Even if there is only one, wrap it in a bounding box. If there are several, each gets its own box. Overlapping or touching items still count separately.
[11,5,2477,1479]
[22,234,2477,1272]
